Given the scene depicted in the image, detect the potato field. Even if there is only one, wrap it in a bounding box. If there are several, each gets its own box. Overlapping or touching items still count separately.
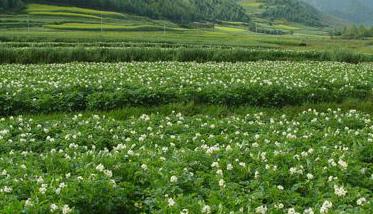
[0,61,372,213]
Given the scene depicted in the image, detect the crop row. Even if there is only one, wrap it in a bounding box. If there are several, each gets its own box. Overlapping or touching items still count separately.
[1,61,373,115]
[0,109,372,213]
[0,41,229,49]
[0,47,370,64]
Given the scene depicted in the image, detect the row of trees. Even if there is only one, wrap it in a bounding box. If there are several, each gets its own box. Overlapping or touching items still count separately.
[331,25,373,39]
[341,25,373,39]
[1,0,249,23]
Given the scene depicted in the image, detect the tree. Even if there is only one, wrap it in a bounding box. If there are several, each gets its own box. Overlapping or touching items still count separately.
[0,0,24,11]
[341,24,373,39]
[19,0,249,23]
[0,0,9,10]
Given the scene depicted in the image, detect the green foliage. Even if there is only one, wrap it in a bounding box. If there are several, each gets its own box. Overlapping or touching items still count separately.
[44,23,181,32]
[0,108,372,213]
[0,47,371,65]
[0,0,24,11]
[326,49,367,64]
[0,61,373,115]
[339,25,373,40]
[248,22,287,35]
[26,3,125,17]
[17,0,249,23]
[261,0,323,26]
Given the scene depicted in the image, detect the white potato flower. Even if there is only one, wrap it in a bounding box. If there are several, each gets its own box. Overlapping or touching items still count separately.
[320,200,332,213]
[356,197,367,206]
[50,204,58,212]
[255,205,267,214]
[170,176,178,183]
[201,205,211,214]
[62,205,72,214]
[96,164,105,172]
[167,198,176,207]
[334,185,347,197]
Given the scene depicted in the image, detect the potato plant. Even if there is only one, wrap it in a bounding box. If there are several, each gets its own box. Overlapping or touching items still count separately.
[0,61,373,115]
[0,109,372,213]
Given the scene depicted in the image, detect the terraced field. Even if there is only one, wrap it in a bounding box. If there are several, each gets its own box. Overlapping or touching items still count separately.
[0,4,181,32]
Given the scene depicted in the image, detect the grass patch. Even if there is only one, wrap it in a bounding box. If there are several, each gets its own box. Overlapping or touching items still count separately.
[215,26,247,33]
[273,24,300,31]
[29,11,101,19]
[26,4,125,18]
[44,23,183,32]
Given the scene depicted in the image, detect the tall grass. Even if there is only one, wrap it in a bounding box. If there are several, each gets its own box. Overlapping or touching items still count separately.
[0,47,371,64]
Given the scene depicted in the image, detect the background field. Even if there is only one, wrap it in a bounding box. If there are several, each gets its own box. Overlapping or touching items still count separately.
[1,3,373,57]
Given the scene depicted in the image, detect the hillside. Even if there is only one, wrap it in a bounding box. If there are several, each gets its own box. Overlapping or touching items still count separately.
[0,0,249,23]
[2,0,363,38]
[304,0,373,25]
[239,0,324,27]
[0,3,187,32]
[239,0,331,35]
[261,0,323,27]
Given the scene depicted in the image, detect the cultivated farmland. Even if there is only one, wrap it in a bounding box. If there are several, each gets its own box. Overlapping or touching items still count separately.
[1,1,373,213]
[0,61,373,115]
[0,61,372,213]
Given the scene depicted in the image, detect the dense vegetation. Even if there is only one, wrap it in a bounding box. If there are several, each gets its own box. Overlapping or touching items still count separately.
[1,61,372,115]
[0,10,372,214]
[261,0,323,26]
[0,0,249,23]
[1,107,372,213]
[1,2,373,213]
[0,47,371,64]
[339,25,373,39]
[0,0,24,11]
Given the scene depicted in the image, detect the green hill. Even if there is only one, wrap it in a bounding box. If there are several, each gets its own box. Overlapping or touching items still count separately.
[0,0,249,23]
[239,0,324,27]
[0,3,184,32]
[261,0,323,27]
[239,0,331,35]
[0,0,347,38]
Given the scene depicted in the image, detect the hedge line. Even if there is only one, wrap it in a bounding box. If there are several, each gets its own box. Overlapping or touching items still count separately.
[0,87,370,116]
[0,47,371,64]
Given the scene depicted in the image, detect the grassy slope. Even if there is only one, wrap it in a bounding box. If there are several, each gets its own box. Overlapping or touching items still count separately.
[0,2,328,35]
[26,4,125,18]
[239,0,334,35]
[0,4,181,31]
[44,23,182,32]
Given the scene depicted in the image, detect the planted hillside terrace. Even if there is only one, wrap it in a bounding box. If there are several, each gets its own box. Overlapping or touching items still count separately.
[1,0,249,23]
[0,61,373,115]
